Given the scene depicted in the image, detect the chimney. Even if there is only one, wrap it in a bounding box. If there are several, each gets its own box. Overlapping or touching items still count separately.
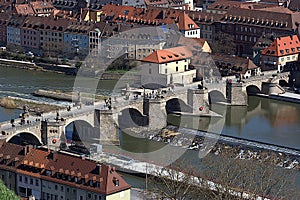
[96,163,101,174]
[24,145,33,155]
[48,150,58,161]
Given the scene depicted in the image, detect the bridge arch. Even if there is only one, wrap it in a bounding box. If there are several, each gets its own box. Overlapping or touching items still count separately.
[7,131,42,146]
[165,98,192,114]
[246,85,261,95]
[65,120,99,148]
[118,107,148,129]
[208,90,226,104]
[279,79,289,87]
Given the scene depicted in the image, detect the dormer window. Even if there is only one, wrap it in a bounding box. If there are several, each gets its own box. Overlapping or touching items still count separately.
[113,178,119,186]
[292,48,295,52]
[74,177,78,183]
[89,180,93,187]
[286,49,289,53]
[44,170,51,176]
[280,50,284,54]
[96,182,100,188]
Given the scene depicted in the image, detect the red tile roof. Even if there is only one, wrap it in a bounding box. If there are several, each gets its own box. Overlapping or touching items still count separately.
[212,54,259,75]
[261,35,300,57]
[177,12,199,31]
[0,143,131,195]
[142,46,192,63]
[222,7,300,30]
[100,4,199,30]
[14,4,35,15]
[30,1,55,15]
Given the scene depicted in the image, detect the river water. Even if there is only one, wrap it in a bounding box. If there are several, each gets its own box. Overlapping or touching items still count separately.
[1,66,300,189]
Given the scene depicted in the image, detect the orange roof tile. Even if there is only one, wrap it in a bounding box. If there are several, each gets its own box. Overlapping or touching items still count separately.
[177,12,199,31]
[14,4,35,15]
[143,46,192,63]
[261,35,300,57]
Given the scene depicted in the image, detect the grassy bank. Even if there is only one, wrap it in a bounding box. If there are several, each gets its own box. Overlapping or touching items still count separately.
[0,97,62,113]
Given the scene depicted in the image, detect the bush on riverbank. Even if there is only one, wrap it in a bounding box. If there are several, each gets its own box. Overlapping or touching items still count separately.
[0,97,17,109]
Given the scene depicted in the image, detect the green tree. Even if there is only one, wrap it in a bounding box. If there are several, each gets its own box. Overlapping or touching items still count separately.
[0,180,19,200]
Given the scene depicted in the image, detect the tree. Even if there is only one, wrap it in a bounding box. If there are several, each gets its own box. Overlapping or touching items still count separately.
[147,163,199,200]
[200,151,300,200]
[147,151,300,200]
[211,32,236,55]
[0,180,19,200]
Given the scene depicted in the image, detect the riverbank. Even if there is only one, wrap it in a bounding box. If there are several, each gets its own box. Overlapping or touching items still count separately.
[33,89,108,102]
[0,58,134,80]
[0,97,63,113]
[128,126,300,171]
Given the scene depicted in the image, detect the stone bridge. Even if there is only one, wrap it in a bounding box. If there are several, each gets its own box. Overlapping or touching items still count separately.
[0,72,291,147]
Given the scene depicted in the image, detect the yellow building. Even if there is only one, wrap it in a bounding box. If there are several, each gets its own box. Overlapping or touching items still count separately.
[261,35,300,72]
[141,46,197,88]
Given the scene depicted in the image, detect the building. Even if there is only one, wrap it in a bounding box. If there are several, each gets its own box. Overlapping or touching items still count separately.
[176,12,201,38]
[0,142,131,200]
[0,13,9,46]
[99,4,200,38]
[6,15,25,50]
[212,54,261,79]
[261,35,300,72]
[252,33,277,66]
[64,21,100,57]
[217,7,300,56]
[30,1,56,17]
[141,46,196,87]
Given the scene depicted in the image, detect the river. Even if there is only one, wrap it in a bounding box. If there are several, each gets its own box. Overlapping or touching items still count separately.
[0,66,300,190]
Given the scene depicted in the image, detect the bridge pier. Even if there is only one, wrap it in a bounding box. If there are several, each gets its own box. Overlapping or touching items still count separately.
[41,120,66,150]
[187,88,209,114]
[227,82,247,106]
[148,100,167,130]
[99,110,120,145]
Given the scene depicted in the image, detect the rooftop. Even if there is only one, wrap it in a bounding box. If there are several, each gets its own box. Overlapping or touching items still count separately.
[0,142,131,195]
[261,35,300,57]
[142,45,192,63]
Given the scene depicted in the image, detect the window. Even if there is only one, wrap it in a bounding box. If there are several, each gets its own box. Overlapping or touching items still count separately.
[30,178,33,185]
[287,56,290,60]
[88,193,92,198]
[281,58,284,62]
[165,68,167,74]
[35,180,39,186]
[55,185,58,190]
[25,177,28,183]
[19,176,22,182]
[149,68,151,74]
[61,186,64,192]
[176,66,178,72]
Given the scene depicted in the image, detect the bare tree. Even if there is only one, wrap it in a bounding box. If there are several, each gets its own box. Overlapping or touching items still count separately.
[148,150,299,200]
[200,152,299,200]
